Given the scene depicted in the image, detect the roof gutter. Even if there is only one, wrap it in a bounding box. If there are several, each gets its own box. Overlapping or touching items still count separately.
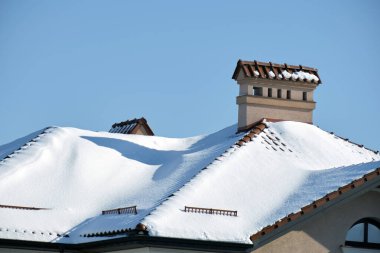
[0,235,252,253]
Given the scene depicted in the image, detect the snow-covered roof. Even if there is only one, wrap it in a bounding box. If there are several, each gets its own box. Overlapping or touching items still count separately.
[0,121,379,245]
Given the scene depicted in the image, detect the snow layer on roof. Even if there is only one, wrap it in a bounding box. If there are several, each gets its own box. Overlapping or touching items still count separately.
[290,71,319,82]
[0,128,46,161]
[0,125,243,243]
[0,121,379,244]
[142,121,380,244]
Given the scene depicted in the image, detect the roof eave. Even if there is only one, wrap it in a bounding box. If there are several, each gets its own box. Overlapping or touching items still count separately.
[250,169,380,249]
[0,236,252,253]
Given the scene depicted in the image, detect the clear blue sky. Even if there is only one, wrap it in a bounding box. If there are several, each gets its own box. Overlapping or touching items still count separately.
[1,0,379,151]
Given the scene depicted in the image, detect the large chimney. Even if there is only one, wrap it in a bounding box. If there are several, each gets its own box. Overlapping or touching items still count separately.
[232,60,321,132]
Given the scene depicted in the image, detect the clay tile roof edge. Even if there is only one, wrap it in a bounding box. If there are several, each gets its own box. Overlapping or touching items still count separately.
[231,59,245,80]
[237,60,318,71]
[232,59,321,84]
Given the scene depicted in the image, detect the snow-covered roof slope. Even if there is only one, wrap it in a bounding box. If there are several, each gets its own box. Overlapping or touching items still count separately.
[0,121,379,244]
[0,125,243,242]
[142,121,380,243]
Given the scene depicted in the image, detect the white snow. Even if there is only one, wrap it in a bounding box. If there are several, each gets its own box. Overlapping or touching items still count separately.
[281,70,318,82]
[0,122,378,244]
[291,71,300,81]
[295,71,319,82]
[282,70,292,79]
[0,128,47,161]
[142,122,380,243]
[0,125,243,243]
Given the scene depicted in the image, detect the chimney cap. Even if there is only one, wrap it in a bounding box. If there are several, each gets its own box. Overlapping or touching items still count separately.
[232,59,321,84]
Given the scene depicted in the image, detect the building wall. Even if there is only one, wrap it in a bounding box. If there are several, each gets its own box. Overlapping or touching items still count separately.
[237,95,315,129]
[238,103,313,129]
[111,247,207,253]
[0,249,56,253]
[0,247,210,253]
[251,190,380,253]
[238,82,315,101]
[134,127,148,135]
[236,79,317,130]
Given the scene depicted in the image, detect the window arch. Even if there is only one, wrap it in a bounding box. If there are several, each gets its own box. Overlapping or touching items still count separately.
[346,218,380,249]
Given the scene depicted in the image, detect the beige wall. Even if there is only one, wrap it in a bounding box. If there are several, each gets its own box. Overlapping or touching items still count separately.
[238,103,313,129]
[251,190,380,253]
[239,83,252,96]
[134,127,148,135]
[238,83,314,102]
[236,79,316,99]
[236,78,318,130]
[237,95,315,129]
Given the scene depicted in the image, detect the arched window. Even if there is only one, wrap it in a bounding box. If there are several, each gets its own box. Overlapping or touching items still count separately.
[346,218,380,249]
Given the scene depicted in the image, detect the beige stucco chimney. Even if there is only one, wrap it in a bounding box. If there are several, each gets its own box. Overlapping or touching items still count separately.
[232,60,321,132]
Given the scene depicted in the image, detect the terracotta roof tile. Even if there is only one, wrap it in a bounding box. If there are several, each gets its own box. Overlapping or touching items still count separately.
[313,198,328,207]
[232,59,321,84]
[236,121,268,146]
[338,184,353,194]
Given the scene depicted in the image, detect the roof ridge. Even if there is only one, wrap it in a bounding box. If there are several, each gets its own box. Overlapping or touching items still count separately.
[138,121,268,232]
[111,117,146,128]
[327,130,379,156]
[250,166,380,242]
[238,60,318,72]
[0,127,56,166]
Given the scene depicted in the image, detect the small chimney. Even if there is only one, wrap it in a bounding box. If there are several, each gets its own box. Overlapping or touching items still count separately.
[109,117,154,136]
[232,60,321,132]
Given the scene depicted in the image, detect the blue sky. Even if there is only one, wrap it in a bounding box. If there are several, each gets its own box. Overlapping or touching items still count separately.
[1,0,379,151]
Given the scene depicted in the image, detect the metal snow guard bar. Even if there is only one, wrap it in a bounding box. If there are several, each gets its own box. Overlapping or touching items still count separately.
[184,206,238,216]
[102,205,137,215]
